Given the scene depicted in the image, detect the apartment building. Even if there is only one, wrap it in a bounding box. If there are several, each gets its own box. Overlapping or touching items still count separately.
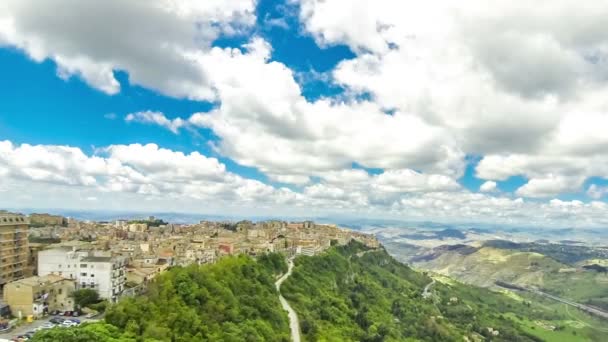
[38,248,127,302]
[3,274,75,318]
[0,211,29,287]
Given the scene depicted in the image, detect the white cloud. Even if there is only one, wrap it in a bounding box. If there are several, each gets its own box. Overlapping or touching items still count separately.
[125,111,186,134]
[176,38,465,182]
[268,174,311,185]
[0,0,256,99]
[296,0,608,197]
[0,140,296,205]
[587,184,608,200]
[1,139,608,227]
[479,181,497,193]
[515,175,585,198]
[2,0,608,224]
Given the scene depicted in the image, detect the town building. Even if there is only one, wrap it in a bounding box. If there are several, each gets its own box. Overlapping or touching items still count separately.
[28,213,67,227]
[0,211,29,288]
[37,248,127,302]
[3,274,75,318]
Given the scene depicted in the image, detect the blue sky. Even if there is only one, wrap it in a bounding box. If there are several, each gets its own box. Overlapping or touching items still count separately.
[1,0,608,227]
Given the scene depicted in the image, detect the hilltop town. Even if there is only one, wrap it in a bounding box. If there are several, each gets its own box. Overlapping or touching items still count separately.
[0,210,378,320]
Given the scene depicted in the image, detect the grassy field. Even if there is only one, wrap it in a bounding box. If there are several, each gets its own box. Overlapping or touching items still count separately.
[518,293,608,341]
[505,312,589,342]
[542,270,608,302]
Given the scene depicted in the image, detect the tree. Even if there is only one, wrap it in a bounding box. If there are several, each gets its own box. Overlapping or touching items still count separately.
[31,323,134,342]
[71,289,100,308]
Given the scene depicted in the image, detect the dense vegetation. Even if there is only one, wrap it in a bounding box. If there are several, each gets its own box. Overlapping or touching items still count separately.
[32,253,290,342]
[282,241,560,341]
[32,241,604,341]
[71,289,101,308]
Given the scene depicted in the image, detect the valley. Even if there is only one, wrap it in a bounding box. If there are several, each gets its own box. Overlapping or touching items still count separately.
[368,224,608,341]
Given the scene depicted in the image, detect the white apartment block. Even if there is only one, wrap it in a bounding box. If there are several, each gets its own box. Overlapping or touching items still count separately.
[37,247,127,303]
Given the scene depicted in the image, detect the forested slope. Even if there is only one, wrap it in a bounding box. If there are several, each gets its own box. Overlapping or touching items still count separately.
[282,242,559,341]
[32,253,290,342]
[31,242,600,341]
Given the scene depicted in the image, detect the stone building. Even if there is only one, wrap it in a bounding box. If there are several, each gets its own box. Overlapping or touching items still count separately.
[29,213,67,227]
[0,211,29,287]
[3,274,75,318]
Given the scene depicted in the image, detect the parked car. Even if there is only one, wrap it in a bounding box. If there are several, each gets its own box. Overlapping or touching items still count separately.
[40,322,56,330]
[84,312,96,319]
[67,318,81,324]
[61,321,77,328]
[49,317,64,324]
[62,311,72,316]
[49,310,61,316]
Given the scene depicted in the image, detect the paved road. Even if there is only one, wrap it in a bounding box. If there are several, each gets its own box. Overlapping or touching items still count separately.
[275,258,301,342]
[422,279,436,299]
[531,289,608,320]
[496,281,608,321]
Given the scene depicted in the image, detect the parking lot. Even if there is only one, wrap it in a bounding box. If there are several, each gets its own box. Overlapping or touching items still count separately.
[0,314,99,341]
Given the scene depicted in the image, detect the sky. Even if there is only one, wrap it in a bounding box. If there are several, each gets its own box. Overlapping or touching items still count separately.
[1,0,608,227]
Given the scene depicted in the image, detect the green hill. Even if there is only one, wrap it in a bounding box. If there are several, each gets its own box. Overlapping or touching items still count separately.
[413,244,608,311]
[30,242,604,341]
[282,242,576,341]
[32,253,291,342]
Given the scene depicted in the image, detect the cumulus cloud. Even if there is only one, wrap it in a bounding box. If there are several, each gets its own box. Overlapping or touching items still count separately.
[479,181,497,193]
[297,0,608,196]
[0,0,256,99]
[125,111,186,134]
[0,139,607,227]
[2,0,608,224]
[0,140,293,204]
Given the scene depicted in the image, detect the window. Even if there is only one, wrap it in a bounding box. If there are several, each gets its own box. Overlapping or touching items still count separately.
[58,288,62,295]
[80,264,87,268]
[81,273,87,277]
[91,274,95,277]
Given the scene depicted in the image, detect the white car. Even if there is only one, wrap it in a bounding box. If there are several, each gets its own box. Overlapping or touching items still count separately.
[40,322,56,330]
[61,321,78,328]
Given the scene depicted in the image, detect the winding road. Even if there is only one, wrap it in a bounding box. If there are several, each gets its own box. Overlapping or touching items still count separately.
[275,258,301,342]
[422,279,436,299]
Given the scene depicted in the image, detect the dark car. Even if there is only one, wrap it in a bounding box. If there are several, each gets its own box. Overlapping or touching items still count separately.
[49,317,64,324]
[63,311,72,316]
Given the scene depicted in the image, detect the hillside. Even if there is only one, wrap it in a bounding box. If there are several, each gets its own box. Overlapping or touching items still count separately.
[31,242,606,341]
[32,253,291,342]
[413,246,562,288]
[412,243,608,313]
[281,242,576,341]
